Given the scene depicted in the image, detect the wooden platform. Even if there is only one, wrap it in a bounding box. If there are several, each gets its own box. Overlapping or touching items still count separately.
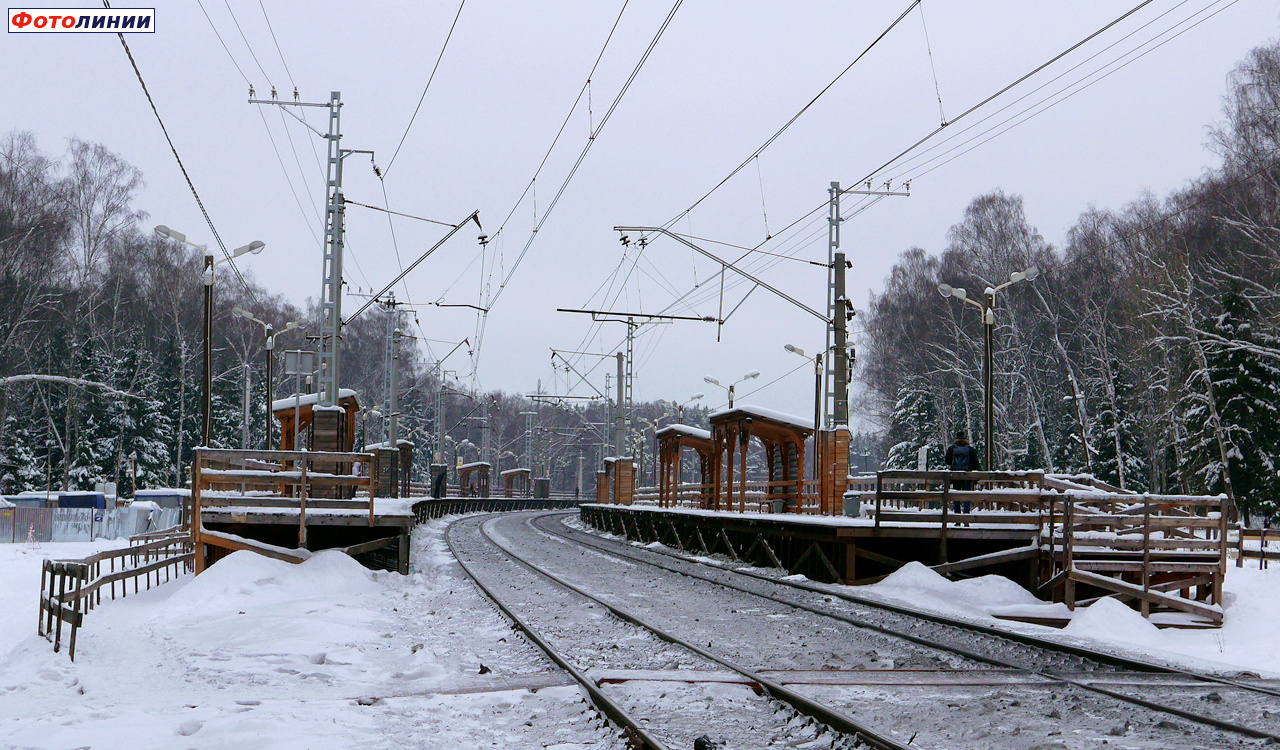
[192,448,415,574]
[579,504,1041,586]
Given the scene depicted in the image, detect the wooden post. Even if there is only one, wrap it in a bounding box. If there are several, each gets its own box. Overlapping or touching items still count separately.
[874,473,882,531]
[1215,494,1228,605]
[192,451,205,575]
[1064,496,1076,610]
[298,459,308,550]
[844,542,857,584]
[939,477,950,564]
[1141,496,1152,617]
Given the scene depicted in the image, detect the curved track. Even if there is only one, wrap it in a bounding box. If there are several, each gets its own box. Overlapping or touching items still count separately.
[448,512,911,750]
[527,510,1280,747]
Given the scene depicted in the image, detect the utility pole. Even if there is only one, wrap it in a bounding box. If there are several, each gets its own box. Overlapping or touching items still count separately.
[251,90,373,410]
[381,295,403,445]
[241,362,252,449]
[819,181,909,426]
[615,352,625,457]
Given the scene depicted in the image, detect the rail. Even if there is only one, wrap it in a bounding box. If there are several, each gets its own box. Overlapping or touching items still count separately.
[39,531,192,660]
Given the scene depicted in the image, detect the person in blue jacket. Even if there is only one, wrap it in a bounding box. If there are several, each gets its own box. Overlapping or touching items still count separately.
[945,430,980,513]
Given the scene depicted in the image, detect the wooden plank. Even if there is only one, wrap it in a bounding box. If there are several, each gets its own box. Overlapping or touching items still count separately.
[1068,569,1222,622]
[931,544,1039,575]
[198,529,310,564]
[333,536,398,556]
[1073,561,1221,574]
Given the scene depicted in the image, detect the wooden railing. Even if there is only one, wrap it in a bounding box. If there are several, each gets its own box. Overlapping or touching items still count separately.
[39,531,192,660]
[192,449,376,573]
[632,480,823,513]
[1042,492,1230,623]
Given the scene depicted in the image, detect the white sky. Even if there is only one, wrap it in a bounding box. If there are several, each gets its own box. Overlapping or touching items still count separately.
[5,1,1277,424]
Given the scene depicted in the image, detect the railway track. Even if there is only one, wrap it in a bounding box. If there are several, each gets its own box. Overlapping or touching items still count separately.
[447,513,910,749]
[520,510,1280,748]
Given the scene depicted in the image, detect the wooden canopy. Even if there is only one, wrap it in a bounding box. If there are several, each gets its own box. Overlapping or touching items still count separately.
[708,405,813,513]
[655,424,714,508]
[458,461,491,497]
[272,388,360,452]
[501,467,531,498]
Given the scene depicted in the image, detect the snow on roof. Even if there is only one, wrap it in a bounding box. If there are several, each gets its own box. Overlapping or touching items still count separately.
[270,388,358,413]
[459,461,491,470]
[655,424,712,441]
[708,403,814,431]
[500,467,531,477]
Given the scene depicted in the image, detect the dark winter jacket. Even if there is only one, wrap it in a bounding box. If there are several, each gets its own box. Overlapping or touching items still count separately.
[945,438,981,472]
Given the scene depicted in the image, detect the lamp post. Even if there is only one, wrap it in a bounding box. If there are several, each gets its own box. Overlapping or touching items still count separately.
[938,265,1038,470]
[232,308,301,450]
[677,393,704,424]
[784,344,823,483]
[155,225,264,446]
[362,409,382,450]
[703,370,759,408]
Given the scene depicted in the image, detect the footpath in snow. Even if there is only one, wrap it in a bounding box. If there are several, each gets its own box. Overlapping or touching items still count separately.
[0,518,618,749]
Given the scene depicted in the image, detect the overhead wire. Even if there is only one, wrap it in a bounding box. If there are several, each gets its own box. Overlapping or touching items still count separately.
[107,0,261,308]
[891,0,1237,184]
[385,0,468,176]
[476,0,685,377]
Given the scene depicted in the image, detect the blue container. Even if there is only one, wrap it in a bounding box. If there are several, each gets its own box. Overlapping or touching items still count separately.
[57,492,106,509]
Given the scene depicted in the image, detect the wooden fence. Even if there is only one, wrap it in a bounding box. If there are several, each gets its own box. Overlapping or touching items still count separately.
[39,531,192,660]
[191,448,375,573]
[1043,492,1230,623]
[632,480,823,513]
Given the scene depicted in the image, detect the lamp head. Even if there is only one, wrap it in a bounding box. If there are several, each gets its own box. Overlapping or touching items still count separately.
[1010,271,1026,283]
[983,286,995,297]
[285,322,301,331]
[232,307,251,319]
[689,392,704,401]
[1025,265,1040,281]
[154,225,185,242]
[703,375,719,386]
[743,370,760,380]
[937,283,953,297]
[784,344,804,356]
[951,287,968,301]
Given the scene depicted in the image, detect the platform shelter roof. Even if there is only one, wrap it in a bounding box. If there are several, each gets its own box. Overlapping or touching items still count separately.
[708,404,813,433]
[500,467,531,477]
[460,461,491,470]
[655,424,712,441]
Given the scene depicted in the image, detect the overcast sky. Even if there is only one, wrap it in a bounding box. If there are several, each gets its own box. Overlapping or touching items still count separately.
[5,1,1278,424]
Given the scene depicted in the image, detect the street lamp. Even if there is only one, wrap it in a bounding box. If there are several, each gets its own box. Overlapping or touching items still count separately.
[785,344,826,486]
[704,370,759,408]
[676,393,704,424]
[362,409,382,450]
[155,225,264,446]
[232,307,301,450]
[938,265,1038,470]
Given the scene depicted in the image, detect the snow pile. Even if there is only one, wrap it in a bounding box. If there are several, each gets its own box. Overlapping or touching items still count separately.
[853,556,1280,676]
[863,561,1071,622]
[0,523,613,749]
[1062,596,1165,649]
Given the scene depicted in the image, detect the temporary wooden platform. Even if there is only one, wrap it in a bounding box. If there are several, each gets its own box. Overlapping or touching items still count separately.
[593,469,1234,626]
[192,448,415,574]
[579,503,1041,587]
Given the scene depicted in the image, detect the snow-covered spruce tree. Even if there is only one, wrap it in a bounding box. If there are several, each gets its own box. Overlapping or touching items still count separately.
[115,340,172,493]
[0,409,42,493]
[882,379,943,469]
[66,337,117,490]
[1092,358,1148,491]
[1179,290,1280,523]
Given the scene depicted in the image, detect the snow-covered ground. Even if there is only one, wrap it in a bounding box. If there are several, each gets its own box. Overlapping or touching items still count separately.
[0,520,617,749]
[0,539,129,655]
[845,559,1280,677]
